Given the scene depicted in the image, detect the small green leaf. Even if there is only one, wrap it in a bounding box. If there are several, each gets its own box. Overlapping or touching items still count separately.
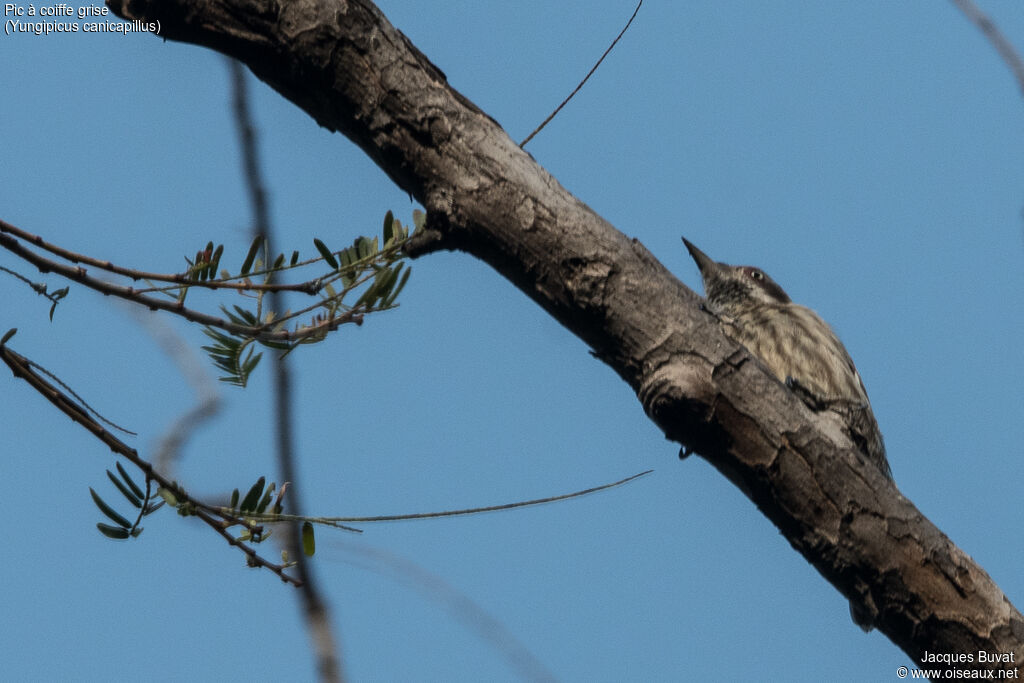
[256,482,275,514]
[383,265,411,307]
[231,305,260,326]
[272,254,285,270]
[1,328,17,346]
[380,263,401,294]
[355,236,375,260]
[314,238,339,269]
[301,521,316,556]
[230,488,240,509]
[339,250,355,288]
[97,523,131,540]
[89,488,132,529]
[208,244,224,279]
[383,210,395,244]
[106,470,142,508]
[412,209,425,232]
[290,250,299,266]
[116,462,145,500]
[240,236,262,275]
[240,476,266,512]
[354,279,379,308]
[242,350,262,375]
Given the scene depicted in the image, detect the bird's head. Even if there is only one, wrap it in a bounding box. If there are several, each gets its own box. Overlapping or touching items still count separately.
[682,238,791,314]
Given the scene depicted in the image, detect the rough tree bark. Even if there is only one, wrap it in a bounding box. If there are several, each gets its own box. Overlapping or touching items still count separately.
[107,0,1023,673]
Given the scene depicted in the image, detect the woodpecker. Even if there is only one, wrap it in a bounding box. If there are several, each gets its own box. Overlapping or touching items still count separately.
[681,237,892,481]
[683,238,893,631]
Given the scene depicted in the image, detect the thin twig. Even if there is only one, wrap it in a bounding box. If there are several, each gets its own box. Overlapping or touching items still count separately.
[520,0,642,148]
[229,58,343,683]
[20,355,136,435]
[329,540,558,683]
[135,311,222,475]
[951,0,1024,97]
[0,218,322,293]
[0,264,67,305]
[319,470,654,523]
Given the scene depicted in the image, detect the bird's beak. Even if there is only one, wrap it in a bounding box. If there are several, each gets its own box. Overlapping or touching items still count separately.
[681,237,718,277]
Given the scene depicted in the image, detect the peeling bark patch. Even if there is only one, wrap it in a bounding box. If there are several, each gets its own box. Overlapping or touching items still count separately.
[564,258,613,308]
[514,197,537,232]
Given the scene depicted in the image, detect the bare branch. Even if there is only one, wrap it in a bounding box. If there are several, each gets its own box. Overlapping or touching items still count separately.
[951,0,1024,97]
[228,58,343,683]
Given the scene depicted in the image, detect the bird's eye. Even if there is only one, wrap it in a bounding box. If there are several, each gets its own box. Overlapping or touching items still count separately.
[749,269,763,280]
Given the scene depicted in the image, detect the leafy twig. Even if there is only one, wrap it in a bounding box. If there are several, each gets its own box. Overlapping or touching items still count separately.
[0,216,415,354]
[0,332,303,587]
[0,263,69,320]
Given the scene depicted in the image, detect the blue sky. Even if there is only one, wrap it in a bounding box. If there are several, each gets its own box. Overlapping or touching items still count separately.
[2,1,1023,681]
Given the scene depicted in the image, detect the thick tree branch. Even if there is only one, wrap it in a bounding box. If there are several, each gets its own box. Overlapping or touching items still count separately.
[107,0,1023,672]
